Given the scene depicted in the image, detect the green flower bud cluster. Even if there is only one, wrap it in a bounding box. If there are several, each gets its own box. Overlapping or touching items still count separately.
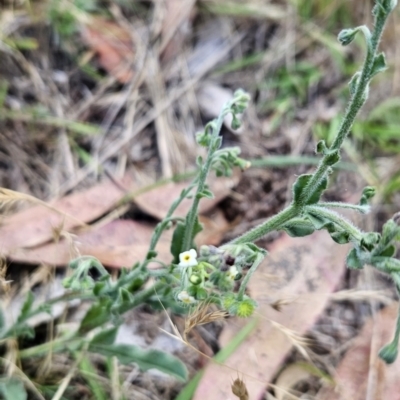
[211,147,251,177]
[63,256,110,291]
[173,243,265,318]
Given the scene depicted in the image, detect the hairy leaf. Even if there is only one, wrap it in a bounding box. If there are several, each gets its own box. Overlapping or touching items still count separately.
[346,248,364,270]
[293,174,328,205]
[282,219,315,237]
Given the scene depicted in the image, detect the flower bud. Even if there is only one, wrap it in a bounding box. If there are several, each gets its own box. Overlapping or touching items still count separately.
[338,28,359,46]
[189,274,202,285]
[379,341,398,364]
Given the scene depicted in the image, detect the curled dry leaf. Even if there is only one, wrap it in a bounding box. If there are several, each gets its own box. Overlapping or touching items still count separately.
[81,16,135,83]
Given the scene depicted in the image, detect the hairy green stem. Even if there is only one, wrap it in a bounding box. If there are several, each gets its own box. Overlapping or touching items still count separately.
[182,114,226,251]
[299,9,389,207]
[237,252,264,301]
[305,205,364,241]
[231,205,298,244]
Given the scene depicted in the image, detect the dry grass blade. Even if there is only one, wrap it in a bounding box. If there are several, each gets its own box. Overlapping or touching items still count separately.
[330,289,392,304]
[270,320,312,361]
[184,302,228,340]
[0,188,86,227]
[232,377,249,400]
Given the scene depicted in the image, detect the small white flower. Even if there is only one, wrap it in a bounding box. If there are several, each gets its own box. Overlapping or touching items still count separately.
[177,290,196,304]
[179,249,198,267]
[227,266,239,281]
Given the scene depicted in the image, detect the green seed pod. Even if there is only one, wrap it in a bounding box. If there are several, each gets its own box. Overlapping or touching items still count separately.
[189,274,202,285]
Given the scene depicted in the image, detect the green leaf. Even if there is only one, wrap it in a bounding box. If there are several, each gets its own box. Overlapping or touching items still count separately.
[282,219,315,237]
[349,72,361,96]
[360,232,381,251]
[146,250,158,260]
[330,231,351,244]
[17,292,35,323]
[379,244,396,257]
[0,307,5,334]
[359,186,376,206]
[90,327,118,346]
[88,343,188,381]
[371,52,387,78]
[0,378,27,400]
[79,357,108,400]
[346,248,364,270]
[382,219,400,246]
[316,140,328,154]
[170,221,186,263]
[292,174,328,205]
[79,299,112,334]
[324,151,340,166]
[305,211,330,230]
[196,189,214,199]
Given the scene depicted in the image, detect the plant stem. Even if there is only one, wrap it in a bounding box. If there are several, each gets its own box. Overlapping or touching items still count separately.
[299,9,389,207]
[231,205,298,244]
[230,8,391,246]
[182,113,226,251]
[237,252,264,301]
[305,205,364,241]
[115,280,165,314]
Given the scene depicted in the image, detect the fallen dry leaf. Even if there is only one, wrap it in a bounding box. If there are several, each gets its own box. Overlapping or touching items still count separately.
[81,17,135,83]
[274,363,313,400]
[193,230,349,400]
[0,175,134,251]
[7,219,171,268]
[316,302,400,400]
[133,174,239,220]
[197,209,231,247]
[0,174,237,267]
